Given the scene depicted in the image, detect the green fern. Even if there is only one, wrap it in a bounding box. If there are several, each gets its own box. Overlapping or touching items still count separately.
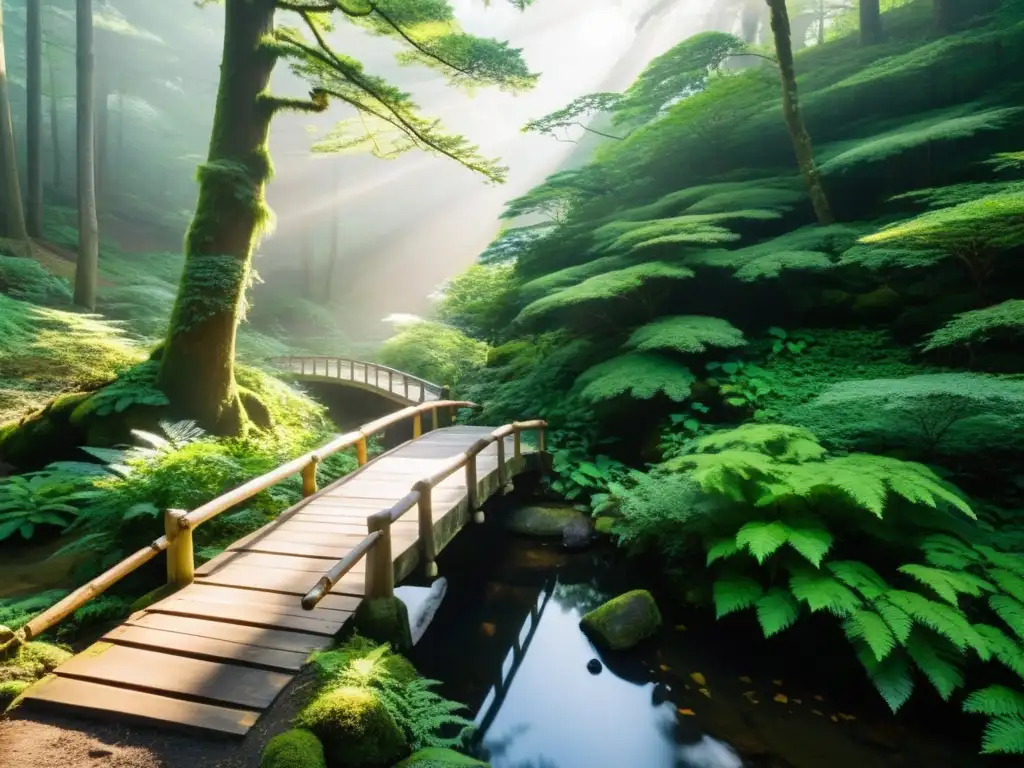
[919,534,982,570]
[973,625,1024,680]
[990,596,1024,642]
[625,315,746,355]
[706,537,740,566]
[856,645,915,713]
[789,568,863,618]
[924,299,1024,352]
[755,588,801,638]
[575,353,695,403]
[735,521,789,564]
[843,609,897,662]
[690,423,826,463]
[897,564,994,606]
[963,686,1024,755]
[884,590,987,654]
[712,573,764,619]
[990,570,1024,603]
[828,561,891,601]
[906,630,964,700]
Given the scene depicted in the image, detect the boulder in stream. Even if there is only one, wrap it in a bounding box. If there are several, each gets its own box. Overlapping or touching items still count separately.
[579,589,662,651]
[506,503,591,539]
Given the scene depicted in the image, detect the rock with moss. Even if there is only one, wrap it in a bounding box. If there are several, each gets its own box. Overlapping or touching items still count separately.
[260,728,327,768]
[579,590,662,651]
[0,679,30,710]
[294,685,409,768]
[394,747,490,767]
[0,641,71,684]
[353,597,413,656]
[593,516,616,535]
[506,503,591,538]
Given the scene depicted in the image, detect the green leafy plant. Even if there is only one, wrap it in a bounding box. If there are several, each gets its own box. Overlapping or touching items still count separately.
[0,468,105,542]
[765,327,816,358]
[705,360,772,414]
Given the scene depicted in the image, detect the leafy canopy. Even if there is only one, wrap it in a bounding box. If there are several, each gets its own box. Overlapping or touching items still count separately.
[625,316,746,355]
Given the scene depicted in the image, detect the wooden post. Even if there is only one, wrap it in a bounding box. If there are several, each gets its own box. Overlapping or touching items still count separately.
[365,510,394,599]
[349,359,354,380]
[413,412,422,439]
[467,453,484,523]
[403,377,409,400]
[514,430,522,465]
[364,364,369,383]
[496,436,508,490]
[356,437,368,466]
[164,508,194,587]
[538,428,547,477]
[301,358,306,374]
[426,407,435,434]
[414,482,438,577]
[438,387,452,427]
[302,457,319,497]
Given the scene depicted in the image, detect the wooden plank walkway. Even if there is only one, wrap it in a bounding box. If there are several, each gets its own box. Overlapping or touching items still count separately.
[20,426,530,737]
[275,356,443,404]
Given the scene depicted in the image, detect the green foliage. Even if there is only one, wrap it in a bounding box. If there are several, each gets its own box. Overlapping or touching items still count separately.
[574,352,694,404]
[963,686,1024,754]
[305,636,474,753]
[924,299,1024,352]
[0,466,105,542]
[376,320,488,388]
[625,316,746,355]
[522,92,624,141]
[434,263,515,343]
[0,256,72,305]
[260,729,327,768]
[792,373,1024,456]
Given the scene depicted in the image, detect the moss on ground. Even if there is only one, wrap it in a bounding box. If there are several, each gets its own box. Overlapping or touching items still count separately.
[394,748,490,767]
[294,685,409,768]
[0,641,71,710]
[260,728,327,768]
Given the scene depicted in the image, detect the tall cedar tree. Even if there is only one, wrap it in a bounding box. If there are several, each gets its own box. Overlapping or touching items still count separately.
[157,0,538,433]
[0,2,28,242]
[73,0,99,310]
[26,0,43,237]
[860,0,883,44]
[764,0,834,224]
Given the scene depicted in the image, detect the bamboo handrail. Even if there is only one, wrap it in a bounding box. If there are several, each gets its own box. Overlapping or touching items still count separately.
[11,399,476,645]
[300,419,548,610]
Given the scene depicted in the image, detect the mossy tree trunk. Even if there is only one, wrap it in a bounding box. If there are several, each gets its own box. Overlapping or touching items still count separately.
[860,0,883,45]
[0,3,28,242]
[765,0,834,225]
[26,0,44,237]
[156,0,280,434]
[73,0,99,310]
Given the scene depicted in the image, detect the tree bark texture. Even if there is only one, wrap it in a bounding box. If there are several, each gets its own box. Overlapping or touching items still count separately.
[860,0,883,45]
[27,0,44,236]
[156,0,279,434]
[765,0,834,225]
[73,0,99,310]
[0,3,28,242]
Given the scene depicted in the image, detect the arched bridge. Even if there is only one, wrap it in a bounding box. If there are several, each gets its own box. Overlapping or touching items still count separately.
[271,356,448,406]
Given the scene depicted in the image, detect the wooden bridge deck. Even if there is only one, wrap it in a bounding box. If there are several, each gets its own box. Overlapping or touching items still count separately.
[275,355,444,405]
[20,426,532,737]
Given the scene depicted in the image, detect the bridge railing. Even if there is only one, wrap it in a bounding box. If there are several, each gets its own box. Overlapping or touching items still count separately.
[270,356,446,403]
[12,399,476,646]
[301,419,547,610]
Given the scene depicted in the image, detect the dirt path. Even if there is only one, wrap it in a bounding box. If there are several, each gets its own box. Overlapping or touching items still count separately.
[0,668,319,768]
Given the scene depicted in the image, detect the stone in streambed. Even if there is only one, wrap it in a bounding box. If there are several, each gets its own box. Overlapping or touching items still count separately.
[562,518,596,550]
[579,590,662,651]
[506,503,591,539]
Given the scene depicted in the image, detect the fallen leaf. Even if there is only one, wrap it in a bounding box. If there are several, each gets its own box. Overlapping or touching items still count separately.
[838,713,857,721]
[675,624,688,632]
[773,693,789,704]
[813,694,825,702]
[738,675,753,684]
[812,710,823,717]
[678,708,696,716]
[699,687,712,699]
[792,698,803,705]
[742,690,760,704]
[830,715,839,723]
[659,664,671,672]
[690,672,707,686]
[684,684,691,690]
[772,679,783,686]
[480,622,496,637]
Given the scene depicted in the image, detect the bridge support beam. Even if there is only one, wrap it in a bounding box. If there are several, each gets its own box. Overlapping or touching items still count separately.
[414,481,438,578]
[164,508,194,587]
[352,597,413,655]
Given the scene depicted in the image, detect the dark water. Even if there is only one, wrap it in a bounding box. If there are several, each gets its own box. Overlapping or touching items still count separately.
[408,504,1007,768]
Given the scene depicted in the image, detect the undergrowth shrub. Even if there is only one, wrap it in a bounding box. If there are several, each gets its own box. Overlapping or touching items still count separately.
[0,256,72,305]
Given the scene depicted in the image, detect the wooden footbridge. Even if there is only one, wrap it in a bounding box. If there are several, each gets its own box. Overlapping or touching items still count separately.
[271,355,448,406]
[7,375,547,738]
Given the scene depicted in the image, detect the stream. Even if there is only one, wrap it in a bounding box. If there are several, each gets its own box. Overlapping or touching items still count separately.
[403,499,1008,768]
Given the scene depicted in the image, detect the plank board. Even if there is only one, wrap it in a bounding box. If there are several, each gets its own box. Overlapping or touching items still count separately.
[55,643,292,709]
[146,598,347,636]
[196,551,357,575]
[21,676,261,737]
[128,612,333,654]
[195,564,366,597]
[103,624,309,673]
[171,582,360,615]
[229,533,415,561]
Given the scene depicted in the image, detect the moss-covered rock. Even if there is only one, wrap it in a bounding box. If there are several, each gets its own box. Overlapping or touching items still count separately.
[394,748,490,767]
[260,728,327,768]
[579,590,662,651]
[352,597,413,656]
[294,685,409,768]
[0,679,29,710]
[0,641,71,684]
[506,503,590,538]
[593,516,616,535]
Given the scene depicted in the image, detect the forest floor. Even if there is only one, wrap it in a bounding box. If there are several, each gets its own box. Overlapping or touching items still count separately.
[0,666,320,768]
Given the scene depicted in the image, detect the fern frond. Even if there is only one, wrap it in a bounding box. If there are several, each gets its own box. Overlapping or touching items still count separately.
[906,630,965,700]
[898,564,994,606]
[979,546,1024,577]
[828,561,890,601]
[919,534,981,570]
[713,574,764,619]
[990,596,1024,642]
[991,569,1024,604]
[666,450,782,501]
[789,568,863,618]
[736,520,789,564]
[691,423,826,463]
[964,686,1024,717]
[855,643,915,713]
[875,599,914,645]
[974,624,1024,680]
[755,588,801,638]
[978,715,1024,755]
[885,590,986,653]
[706,537,740,566]
[785,522,834,567]
[843,609,898,662]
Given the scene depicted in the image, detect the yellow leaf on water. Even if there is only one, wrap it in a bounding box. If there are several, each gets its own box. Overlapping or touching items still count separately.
[698,687,712,699]
[812,709,823,717]
[690,672,707,686]
[738,675,753,684]
[838,713,857,721]
[773,693,789,704]
[830,715,839,723]
[678,707,696,716]
[772,679,783,686]
[659,664,671,672]
[792,698,803,705]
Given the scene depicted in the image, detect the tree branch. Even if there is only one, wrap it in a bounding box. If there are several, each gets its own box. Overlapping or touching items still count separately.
[367,4,483,84]
[275,0,372,15]
[260,90,329,114]
[572,122,624,141]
